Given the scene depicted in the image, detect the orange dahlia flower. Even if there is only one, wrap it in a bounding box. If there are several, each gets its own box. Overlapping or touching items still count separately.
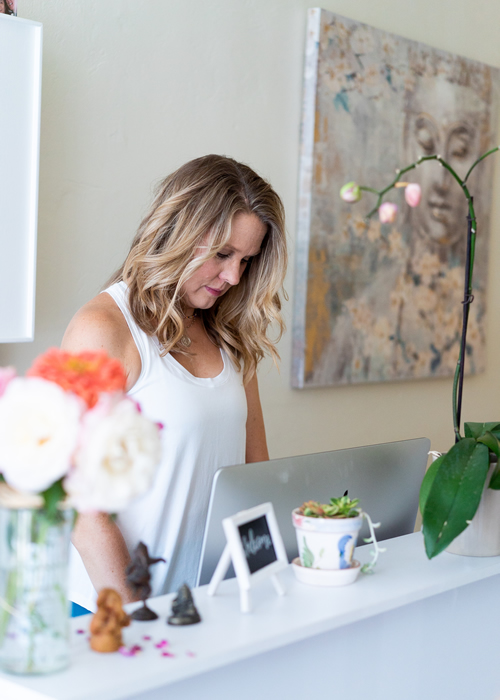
[27,348,127,408]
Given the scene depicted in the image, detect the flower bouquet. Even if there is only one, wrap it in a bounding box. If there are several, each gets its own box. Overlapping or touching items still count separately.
[0,348,162,674]
[340,145,500,560]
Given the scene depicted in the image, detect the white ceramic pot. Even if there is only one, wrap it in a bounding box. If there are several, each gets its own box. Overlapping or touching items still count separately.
[447,460,500,557]
[292,508,363,570]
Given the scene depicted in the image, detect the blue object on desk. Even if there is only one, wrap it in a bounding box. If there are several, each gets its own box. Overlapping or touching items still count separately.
[71,602,91,617]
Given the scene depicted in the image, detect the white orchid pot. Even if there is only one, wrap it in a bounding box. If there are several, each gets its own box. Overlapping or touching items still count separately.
[292,509,363,570]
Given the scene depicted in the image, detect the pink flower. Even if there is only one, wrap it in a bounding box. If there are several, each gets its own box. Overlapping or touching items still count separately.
[0,367,16,397]
[404,183,422,207]
[378,202,398,224]
[340,181,361,203]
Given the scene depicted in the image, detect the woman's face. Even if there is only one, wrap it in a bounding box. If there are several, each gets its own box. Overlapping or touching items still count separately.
[180,212,266,312]
[0,1,6,13]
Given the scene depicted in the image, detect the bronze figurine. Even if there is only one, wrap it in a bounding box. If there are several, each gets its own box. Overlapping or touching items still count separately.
[167,583,201,626]
[126,541,165,621]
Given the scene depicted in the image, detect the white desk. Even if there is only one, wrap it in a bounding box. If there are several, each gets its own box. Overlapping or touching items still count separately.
[2,532,500,700]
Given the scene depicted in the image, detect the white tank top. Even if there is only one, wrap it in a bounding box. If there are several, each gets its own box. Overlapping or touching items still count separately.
[68,281,247,611]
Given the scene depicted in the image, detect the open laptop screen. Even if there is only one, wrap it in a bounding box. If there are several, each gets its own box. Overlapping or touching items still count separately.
[197,437,430,586]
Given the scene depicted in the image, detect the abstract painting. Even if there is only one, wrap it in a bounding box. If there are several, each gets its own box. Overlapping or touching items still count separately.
[292,9,499,388]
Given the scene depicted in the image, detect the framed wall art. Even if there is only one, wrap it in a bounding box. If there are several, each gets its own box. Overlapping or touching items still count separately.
[292,9,499,388]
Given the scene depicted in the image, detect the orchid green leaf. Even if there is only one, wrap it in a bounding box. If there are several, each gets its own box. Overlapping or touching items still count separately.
[489,466,500,490]
[419,453,444,516]
[422,439,489,559]
[464,422,500,439]
[477,431,500,458]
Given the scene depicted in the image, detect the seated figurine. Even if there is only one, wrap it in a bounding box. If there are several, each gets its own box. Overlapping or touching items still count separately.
[167,584,201,626]
[90,588,130,653]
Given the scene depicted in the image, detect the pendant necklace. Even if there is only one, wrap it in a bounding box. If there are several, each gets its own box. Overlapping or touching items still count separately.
[180,311,198,348]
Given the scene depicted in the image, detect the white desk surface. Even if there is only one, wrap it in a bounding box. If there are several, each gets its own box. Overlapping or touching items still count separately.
[2,531,500,700]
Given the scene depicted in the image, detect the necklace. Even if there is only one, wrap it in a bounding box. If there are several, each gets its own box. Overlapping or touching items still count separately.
[180,310,198,348]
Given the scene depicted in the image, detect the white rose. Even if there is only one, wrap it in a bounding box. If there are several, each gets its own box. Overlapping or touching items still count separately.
[65,395,161,512]
[0,377,83,493]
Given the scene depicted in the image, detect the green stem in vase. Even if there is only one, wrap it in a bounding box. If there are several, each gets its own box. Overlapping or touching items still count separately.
[0,569,19,646]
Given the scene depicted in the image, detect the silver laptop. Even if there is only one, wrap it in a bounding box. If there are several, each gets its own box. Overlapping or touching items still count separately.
[197,437,430,585]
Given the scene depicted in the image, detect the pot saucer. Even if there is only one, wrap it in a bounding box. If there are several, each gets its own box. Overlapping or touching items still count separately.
[291,557,361,587]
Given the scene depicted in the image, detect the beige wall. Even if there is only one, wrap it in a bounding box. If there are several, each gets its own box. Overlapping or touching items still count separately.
[5,0,500,458]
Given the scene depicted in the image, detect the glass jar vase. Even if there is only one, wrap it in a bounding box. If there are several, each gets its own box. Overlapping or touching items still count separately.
[0,500,73,675]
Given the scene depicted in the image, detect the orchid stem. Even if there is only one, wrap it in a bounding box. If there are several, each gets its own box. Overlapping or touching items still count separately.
[357,147,498,440]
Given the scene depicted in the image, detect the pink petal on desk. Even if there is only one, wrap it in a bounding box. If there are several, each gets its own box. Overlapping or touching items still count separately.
[119,646,135,657]
[186,651,196,658]
[155,639,169,648]
[162,651,175,658]
[119,645,142,657]
[142,635,152,641]
[76,629,85,635]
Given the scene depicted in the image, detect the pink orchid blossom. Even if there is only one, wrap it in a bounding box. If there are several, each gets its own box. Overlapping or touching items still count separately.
[0,367,16,397]
[340,181,361,203]
[404,183,422,208]
[378,202,398,224]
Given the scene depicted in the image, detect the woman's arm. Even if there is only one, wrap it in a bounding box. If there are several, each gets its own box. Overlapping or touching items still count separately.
[72,512,136,603]
[244,374,269,463]
[62,294,142,602]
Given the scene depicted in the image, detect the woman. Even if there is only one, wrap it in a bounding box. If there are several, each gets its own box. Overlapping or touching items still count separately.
[62,154,287,613]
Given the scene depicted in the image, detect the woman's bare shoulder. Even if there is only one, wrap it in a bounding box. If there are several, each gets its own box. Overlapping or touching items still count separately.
[62,293,141,387]
[62,294,127,351]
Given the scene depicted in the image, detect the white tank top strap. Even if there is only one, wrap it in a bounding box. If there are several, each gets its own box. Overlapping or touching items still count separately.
[103,281,151,383]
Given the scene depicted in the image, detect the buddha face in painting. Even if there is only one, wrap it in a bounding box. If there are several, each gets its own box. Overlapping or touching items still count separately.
[404,76,488,253]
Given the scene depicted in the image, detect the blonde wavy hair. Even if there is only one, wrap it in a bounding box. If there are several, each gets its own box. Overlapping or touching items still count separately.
[107,155,288,382]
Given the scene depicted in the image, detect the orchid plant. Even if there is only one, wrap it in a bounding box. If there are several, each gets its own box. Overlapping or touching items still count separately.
[340,145,500,558]
[0,348,162,521]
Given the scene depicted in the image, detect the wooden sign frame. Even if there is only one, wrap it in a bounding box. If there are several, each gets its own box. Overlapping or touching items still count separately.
[207,502,288,613]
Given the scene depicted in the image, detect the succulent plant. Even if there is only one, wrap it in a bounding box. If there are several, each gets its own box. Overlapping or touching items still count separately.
[298,494,361,519]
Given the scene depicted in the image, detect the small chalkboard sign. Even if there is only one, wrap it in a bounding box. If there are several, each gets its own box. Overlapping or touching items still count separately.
[238,515,277,574]
[207,503,287,613]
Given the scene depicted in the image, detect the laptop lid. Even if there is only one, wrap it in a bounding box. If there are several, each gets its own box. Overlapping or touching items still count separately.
[197,437,430,586]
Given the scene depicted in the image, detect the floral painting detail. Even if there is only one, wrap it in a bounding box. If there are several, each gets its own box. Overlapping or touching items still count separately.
[301,537,314,568]
[292,8,499,387]
[28,348,127,408]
